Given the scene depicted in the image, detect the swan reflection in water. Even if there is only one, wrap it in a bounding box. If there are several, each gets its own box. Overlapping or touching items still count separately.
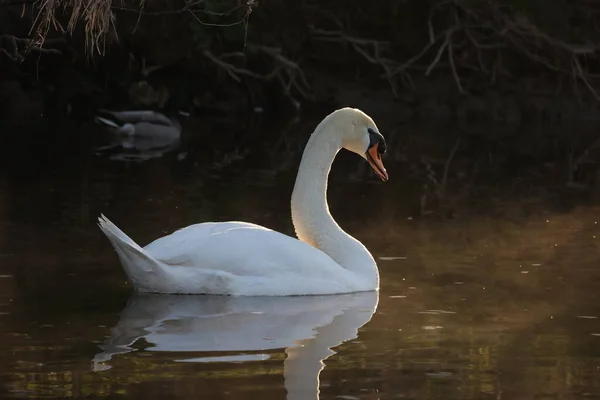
[93,291,378,399]
[92,131,182,162]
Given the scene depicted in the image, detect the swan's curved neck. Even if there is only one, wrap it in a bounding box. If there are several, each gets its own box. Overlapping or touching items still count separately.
[291,122,378,282]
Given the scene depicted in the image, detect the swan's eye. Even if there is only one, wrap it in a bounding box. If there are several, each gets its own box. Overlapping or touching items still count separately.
[367,128,386,155]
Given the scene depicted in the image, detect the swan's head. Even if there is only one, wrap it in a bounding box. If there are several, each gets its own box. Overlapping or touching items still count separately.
[120,123,136,136]
[330,108,389,181]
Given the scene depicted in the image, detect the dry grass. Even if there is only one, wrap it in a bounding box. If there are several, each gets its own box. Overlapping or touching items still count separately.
[31,0,119,55]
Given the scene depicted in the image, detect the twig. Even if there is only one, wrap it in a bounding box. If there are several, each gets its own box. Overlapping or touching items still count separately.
[427,5,436,44]
[110,1,244,16]
[447,34,464,93]
[568,133,600,185]
[573,56,600,102]
[202,49,261,82]
[439,137,461,198]
[203,46,311,102]
[426,26,456,75]
[310,25,399,93]
[0,34,62,61]
[386,30,446,78]
[464,27,490,72]
[186,7,247,27]
[253,45,311,98]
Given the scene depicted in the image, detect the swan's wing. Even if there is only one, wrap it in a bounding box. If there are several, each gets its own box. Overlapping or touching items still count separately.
[143,221,272,267]
[142,222,342,277]
[143,221,263,258]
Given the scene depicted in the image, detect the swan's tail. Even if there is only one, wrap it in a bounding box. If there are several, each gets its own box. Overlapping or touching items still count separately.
[97,214,164,285]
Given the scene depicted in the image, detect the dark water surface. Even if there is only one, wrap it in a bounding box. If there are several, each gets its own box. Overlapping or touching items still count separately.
[1,114,600,399]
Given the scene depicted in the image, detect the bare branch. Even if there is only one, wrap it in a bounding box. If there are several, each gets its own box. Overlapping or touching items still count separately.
[574,56,600,102]
[386,30,446,78]
[447,34,464,93]
[426,27,456,76]
[306,0,600,100]
[439,137,461,198]
[203,49,261,82]
[203,45,311,103]
[0,34,62,61]
[310,25,399,94]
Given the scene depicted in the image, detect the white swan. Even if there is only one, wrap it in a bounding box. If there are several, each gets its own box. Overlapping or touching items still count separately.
[98,107,388,296]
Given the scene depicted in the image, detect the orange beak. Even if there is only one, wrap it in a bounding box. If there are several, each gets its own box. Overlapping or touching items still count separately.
[366,145,389,181]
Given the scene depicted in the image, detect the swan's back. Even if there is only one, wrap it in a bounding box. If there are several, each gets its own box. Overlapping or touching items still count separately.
[143,221,262,261]
[137,221,363,295]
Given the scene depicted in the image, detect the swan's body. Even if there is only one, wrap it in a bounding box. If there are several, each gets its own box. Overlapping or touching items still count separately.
[98,107,389,296]
[94,109,182,138]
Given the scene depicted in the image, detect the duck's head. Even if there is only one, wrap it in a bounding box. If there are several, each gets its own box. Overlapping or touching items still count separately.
[329,107,389,181]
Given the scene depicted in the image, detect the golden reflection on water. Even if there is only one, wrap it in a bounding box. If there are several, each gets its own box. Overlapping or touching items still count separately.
[1,199,600,399]
[0,127,600,399]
